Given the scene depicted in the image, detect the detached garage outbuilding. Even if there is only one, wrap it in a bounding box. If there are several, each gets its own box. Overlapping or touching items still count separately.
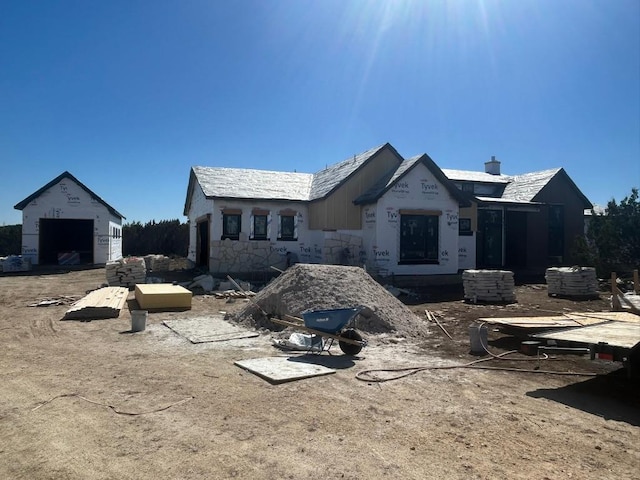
[14,171,125,265]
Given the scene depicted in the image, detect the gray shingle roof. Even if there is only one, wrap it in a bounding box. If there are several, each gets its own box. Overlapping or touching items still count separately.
[441,168,511,184]
[501,168,562,202]
[442,167,582,204]
[192,166,313,201]
[309,144,387,200]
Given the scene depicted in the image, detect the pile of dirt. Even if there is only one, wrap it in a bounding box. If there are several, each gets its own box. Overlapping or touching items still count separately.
[230,264,428,338]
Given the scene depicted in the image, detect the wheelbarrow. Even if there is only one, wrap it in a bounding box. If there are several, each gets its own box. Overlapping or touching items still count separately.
[270,306,367,355]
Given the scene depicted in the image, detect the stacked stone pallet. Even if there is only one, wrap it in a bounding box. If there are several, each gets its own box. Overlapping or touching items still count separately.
[545,267,598,297]
[144,254,172,272]
[106,257,147,287]
[462,269,516,303]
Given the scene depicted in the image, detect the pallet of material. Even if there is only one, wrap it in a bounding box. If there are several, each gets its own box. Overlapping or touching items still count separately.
[144,254,172,272]
[545,267,598,297]
[63,287,129,320]
[462,269,516,303]
[135,284,192,310]
[106,257,147,287]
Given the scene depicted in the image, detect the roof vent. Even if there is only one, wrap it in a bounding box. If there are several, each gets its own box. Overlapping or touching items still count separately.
[485,155,501,175]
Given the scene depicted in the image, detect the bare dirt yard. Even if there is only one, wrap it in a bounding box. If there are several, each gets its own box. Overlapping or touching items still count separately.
[1,265,639,480]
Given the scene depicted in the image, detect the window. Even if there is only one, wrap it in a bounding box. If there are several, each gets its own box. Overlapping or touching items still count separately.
[252,214,268,240]
[459,218,472,236]
[461,183,474,193]
[279,214,296,241]
[222,213,241,240]
[399,214,439,264]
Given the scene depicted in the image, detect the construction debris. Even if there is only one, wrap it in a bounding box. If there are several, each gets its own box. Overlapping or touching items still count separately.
[462,269,516,303]
[214,290,256,299]
[2,255,32,272]
[545,266,598,297]
[106,257,147,287]
[29,296,79,307]
[63,287,129,320]
[232,264,428,338]
[143,254,171,272]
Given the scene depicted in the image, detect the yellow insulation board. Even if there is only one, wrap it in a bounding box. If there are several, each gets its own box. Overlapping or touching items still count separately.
[135,284,192,310]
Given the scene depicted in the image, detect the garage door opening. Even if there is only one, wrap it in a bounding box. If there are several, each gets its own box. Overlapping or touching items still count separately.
[39,218,94,265]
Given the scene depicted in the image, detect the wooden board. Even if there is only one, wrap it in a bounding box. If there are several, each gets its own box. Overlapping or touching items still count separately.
[481,311,640,330]
[135,284,192,310]
[64,287,129,320]
[534,321,640,350]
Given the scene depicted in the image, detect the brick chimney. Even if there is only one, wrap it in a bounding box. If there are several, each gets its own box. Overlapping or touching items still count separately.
[484,155,501,175]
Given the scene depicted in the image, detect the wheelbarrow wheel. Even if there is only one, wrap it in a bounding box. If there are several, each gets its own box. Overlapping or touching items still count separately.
[339,329,363,356]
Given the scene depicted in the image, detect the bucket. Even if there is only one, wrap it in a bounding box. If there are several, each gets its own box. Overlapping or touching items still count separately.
[520,340,541,356]
[131,310,148,332]
[469,324,488,355]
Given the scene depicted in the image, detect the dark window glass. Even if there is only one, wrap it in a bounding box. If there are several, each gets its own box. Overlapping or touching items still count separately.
[280,215,295,240]
[399,214,439,264]
[222,214,241,240]
[253,215,267,239]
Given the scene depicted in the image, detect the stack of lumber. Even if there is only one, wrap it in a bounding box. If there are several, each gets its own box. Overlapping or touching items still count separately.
[144,254,172,272]
[64,286,129,320]
[106,257,147,287]
[463,269,516,303]
[545,266,598,297]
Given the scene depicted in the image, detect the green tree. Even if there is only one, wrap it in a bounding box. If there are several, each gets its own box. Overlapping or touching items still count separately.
[123,219,188,257]
[581,188,640,276]
[0,224,22,255]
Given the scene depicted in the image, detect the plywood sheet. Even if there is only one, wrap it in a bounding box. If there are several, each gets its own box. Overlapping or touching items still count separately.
[482,311,640,330]
[234,357,336,384]
[135,284,192,310]
[534,321,640,349]
[163,316,258,344]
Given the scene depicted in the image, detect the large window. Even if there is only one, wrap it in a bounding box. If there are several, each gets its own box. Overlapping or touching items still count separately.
[399,213,439,264]
[222,213,241,240]
[278,211,297,241]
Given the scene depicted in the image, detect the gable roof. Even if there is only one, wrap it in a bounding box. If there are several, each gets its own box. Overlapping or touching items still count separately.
[14,171,125,219]
[443,166,592,209]
[355,154,470,206]
[184,143,404,214]
[502,168,592,208]
[184,166,313,214]
[309,143,402,200]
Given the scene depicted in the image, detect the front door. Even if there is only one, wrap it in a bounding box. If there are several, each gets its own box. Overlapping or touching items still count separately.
[196,219,210,268]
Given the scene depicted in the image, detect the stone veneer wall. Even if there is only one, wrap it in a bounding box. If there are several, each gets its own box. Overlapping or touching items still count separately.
[209,233,365,274]
[209,239,284,274]
[323,233,365,266]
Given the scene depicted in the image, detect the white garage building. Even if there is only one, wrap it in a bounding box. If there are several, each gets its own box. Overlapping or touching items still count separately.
[14,171,125,265]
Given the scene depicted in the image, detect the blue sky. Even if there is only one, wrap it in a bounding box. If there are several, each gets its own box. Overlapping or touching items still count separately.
[1,0,638,225]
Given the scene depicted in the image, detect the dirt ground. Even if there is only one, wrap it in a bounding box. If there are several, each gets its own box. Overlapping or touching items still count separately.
[1,266,639,480]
